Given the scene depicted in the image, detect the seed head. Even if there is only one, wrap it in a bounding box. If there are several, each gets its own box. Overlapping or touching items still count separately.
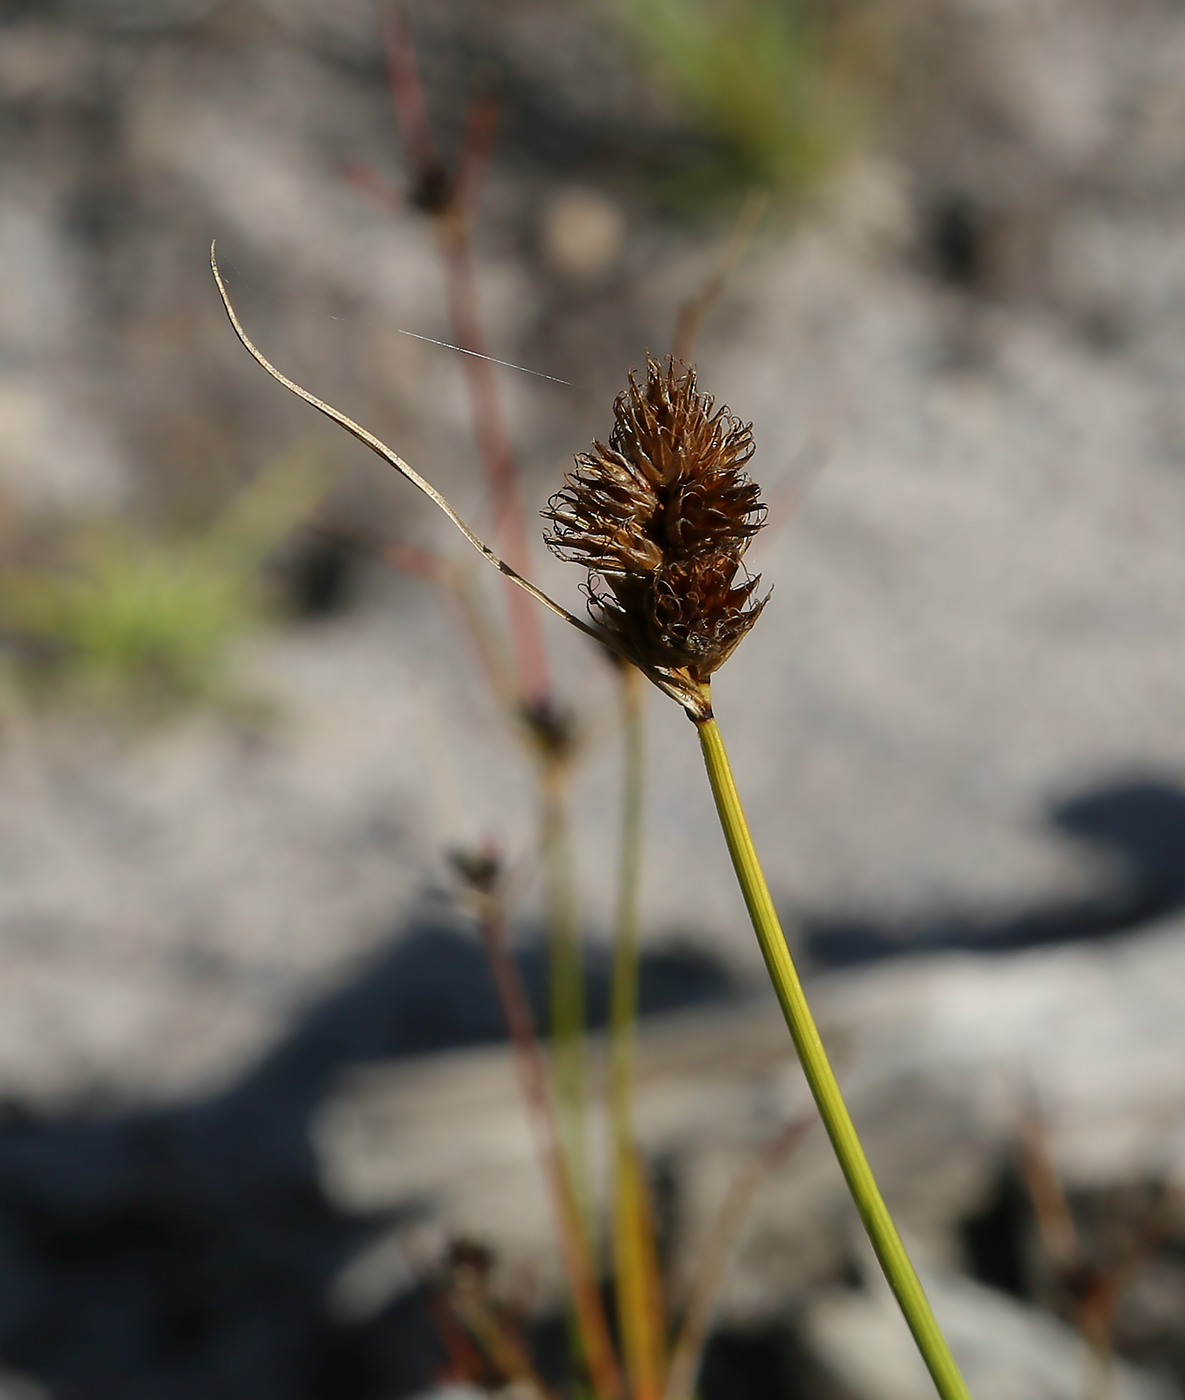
[544,358,768,700]
[450,843,502,897]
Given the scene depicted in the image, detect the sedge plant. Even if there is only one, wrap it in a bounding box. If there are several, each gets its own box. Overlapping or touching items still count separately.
[349,13,666,1376]
[211,251,971,1399]
[451,846,623,1400]
[350,6,598,1229]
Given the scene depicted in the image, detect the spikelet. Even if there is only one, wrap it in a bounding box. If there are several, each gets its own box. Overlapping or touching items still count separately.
[544,357,768,691]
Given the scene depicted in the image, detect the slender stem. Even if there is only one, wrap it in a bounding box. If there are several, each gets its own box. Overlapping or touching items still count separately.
[663,1115,812,1400]
[694,700,972,1400]
[448,1276,558,1399]
[614,1151,666,1400]
[437,213,552,707]
[671,190,767,365]
[609,665,665,1400]
[540,759,593,1232]
[609,665,645,1135]
[381,5,551,707]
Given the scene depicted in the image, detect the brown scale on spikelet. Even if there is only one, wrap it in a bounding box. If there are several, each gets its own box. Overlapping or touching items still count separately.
[544,357,768,688]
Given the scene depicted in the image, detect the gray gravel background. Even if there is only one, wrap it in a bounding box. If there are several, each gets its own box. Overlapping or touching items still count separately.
[1,0,1185,1395]
[2,0,1185,1100]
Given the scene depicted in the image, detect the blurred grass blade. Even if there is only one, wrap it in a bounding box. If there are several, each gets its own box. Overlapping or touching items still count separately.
[540,760,595,1238]
[615,1145,667,1400]
[0,449,328,710]
[663,1116,812,1400]
[607,663,666,1397]
[205,445,328,564]
[616,0,872,199]
[672,190,767,363]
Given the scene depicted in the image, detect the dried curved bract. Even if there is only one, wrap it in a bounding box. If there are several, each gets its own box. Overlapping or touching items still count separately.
[210,244,708,718]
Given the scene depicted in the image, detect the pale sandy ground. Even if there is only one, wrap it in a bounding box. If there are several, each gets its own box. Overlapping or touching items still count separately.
[1,0,1185,1395]
[2,165,1185,1099]
[4,0,1185,1100]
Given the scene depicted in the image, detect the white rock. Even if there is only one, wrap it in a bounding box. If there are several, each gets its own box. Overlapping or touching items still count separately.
[807,1256,1176,1400]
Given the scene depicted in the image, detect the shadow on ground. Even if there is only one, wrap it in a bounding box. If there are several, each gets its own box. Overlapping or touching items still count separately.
[805,776,1185,968]
[3,776,1185,1397]
[0,927,734,1400]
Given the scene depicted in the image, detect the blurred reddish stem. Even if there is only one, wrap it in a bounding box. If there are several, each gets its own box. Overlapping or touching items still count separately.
[382,1,552,709]
[1018,1109,1175,1398]
[474,885,624,1400]
[1019,1112,1082,1276]
[376,8,591,1236]
[428,1289,487,1386]
[663,1114,813,1400]
[385,540,518,712]
[447,1270,559,1399]
[340,160,402,213]
[382,1,440,200]
[1019,1112,1117,1398]
[385,539,442,581]
[452,90,500,221]
[671,191,766,365]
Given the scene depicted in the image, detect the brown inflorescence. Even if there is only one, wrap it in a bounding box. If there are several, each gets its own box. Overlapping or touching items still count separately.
[544,357,768,691]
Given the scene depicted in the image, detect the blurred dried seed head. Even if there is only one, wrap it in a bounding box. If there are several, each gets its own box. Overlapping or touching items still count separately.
[450,844,502,896]
[409,161,453,215]
[445,1237,497,1286]
[518,696,579,768]
[544,358,768,697]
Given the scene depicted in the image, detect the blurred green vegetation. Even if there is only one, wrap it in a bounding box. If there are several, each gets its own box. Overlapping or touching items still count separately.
[617,0,876,204]
[0,450,327,715]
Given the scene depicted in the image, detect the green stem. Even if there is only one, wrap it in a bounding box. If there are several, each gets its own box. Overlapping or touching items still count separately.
[610,666,645,1147]
[541,759,593,1231]
[610,665,665,1399]
[695,702,972,1400]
